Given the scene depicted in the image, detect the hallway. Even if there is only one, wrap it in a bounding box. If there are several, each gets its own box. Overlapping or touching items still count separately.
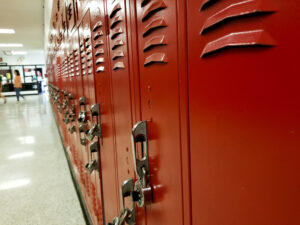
[0,94,86,225]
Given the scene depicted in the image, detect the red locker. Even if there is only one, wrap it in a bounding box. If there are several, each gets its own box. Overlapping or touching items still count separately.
[89,1,120,224]
[79,10,105,225]
[123,1,188,224]
[45,1,300,225]
[104,1,141,224]
[187,0,300,224]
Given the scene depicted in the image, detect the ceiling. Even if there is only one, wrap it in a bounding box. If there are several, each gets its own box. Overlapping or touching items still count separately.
[0,0,44,52]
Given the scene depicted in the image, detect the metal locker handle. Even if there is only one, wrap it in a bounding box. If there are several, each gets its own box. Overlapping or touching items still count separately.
[85,141,99,174]
[78,97,87,124]
[79,124,87,146]
[86,104,102,141]
[131,121,153,207]
[68,125,76,134]
[107,179,136,225]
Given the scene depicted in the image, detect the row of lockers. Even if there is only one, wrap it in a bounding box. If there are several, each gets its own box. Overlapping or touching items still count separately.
[46,0,300,225]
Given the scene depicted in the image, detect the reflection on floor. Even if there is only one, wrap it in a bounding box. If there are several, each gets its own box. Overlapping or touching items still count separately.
[0,94,86,225]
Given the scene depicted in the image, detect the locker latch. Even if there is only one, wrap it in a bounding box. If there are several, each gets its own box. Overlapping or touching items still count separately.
[62,90,68,109]
[63,109,70,124]
[107,179,136,225]
[68,93,76,122]
[78,97,87,124]
[85,141,99,174]
[87,104,102,141]
[131,121,153,207]
[68,125,76,134]
[79,124,87,146]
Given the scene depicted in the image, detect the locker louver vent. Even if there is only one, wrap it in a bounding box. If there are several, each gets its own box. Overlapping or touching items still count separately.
[111,28,123,40]
[110,0,125,70]
[113,62,125,70]
[112,51,124,60]
[143,35,167,52]
[144,53,168,66]
[92,18,105,73]
[142,0,167,22]
[142,0,168,67]
[110,15,122,29]
[110,3,121,19]
[201,0,276,34]
[143,16,167,37]
[201,0,218,10]
[141,0,150,7]
[200,0,276,57]
[95,49,104,57]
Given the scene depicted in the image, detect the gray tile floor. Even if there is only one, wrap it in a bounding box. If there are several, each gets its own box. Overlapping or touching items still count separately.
[0,94,86,225]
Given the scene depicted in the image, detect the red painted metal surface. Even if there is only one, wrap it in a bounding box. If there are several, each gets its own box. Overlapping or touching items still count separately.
[132,0,186,225]
[187,0,300,225]
[106,0,136,221]
[46,1,300,225]
[89,1,120,224]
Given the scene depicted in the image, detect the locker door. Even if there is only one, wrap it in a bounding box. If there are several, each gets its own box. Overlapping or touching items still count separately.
[89,2,120,224]
[187,1,300,225]
[105,1,141,223]
[129,1,188,225]
[79,13,94,219]
[80,10,104,225]
[73,28,88,200]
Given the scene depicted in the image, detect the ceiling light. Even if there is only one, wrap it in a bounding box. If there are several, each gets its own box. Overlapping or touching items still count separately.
[11,51,27,55]
[0,43,23,48]
[0,29,15,34]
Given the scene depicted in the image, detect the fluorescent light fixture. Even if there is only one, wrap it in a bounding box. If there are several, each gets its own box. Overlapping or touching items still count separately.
[0,43,23,48]
[0,28,15,34]
[8,152,34,160]
[0,179,30,191]
[11,51,27,55]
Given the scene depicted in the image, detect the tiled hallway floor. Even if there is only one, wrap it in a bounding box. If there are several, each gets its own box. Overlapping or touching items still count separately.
[0,94,86,225]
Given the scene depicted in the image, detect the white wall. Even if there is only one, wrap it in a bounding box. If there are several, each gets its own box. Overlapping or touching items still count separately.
[0,50,45,65]
[44,0,54,56]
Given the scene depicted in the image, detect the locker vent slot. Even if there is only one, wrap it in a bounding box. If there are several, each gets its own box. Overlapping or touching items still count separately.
[144,53,168,66]
[143,16,167,37]
[96,58,105,65]
[111,28,123,39]
[110,16,122,29]
[201,29,276,57]
[93,31,104,41]
[143,35,167,52]
[96,66,105,73]
[113,62,125,70]
[112,51,124,60]
[85,42,91,49]
[95,40,104,49]
[201,0,275,34]
[95,49,104,56]
[93,21,103,32]
[85,36,91,42]
[112,40,124,50]
[110,3,121,19]
[201,0,218,10]
[141,0,150,7]
[142,0,167,22]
